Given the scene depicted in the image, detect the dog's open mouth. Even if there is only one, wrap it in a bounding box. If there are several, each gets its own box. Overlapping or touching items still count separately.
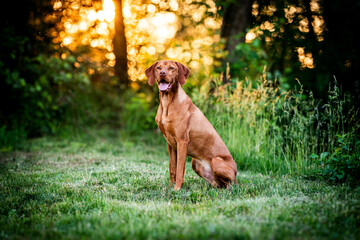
[159,79,172,92]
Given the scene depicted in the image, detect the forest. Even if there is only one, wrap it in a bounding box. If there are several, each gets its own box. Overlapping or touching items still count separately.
[0,0,359,239]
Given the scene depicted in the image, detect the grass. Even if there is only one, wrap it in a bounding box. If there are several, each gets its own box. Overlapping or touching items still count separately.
[193,78,359,176]
[0,128,359,239]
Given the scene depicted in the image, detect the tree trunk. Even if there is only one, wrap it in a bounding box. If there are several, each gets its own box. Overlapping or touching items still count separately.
[221,0,253,54]
[113,0,129,88]
[219,0,253,83]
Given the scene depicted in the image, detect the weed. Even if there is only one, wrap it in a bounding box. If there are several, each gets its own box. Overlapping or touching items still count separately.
[311,133,360,183]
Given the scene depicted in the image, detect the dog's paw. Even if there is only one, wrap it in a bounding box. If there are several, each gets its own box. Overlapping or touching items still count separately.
[173,185,182,191]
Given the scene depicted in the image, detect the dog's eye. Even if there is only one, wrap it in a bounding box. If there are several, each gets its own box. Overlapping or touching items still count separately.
[169,67,174,70]
[156,66,161,70]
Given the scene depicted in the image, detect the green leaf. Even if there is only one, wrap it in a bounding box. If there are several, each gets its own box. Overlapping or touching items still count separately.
[66,73,72,80]
[252,38,260,48]
[20,78,26,86]
[37,101,44,110]
[39,75,48,84]
[319,152,329,160]
[35,84,42,92]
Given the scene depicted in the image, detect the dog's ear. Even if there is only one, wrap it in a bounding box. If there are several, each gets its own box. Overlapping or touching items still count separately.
[175,62,190,85]
[145,62,158,86]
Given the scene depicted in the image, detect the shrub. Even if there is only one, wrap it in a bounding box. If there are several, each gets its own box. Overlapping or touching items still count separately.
[121,91,157,134]
[225,38,272,83]
[193,73,359,176]
[0,52,91,151]
[0,125,27,152]
[311,133,360,183]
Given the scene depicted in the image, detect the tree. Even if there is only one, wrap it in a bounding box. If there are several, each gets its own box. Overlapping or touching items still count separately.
[0,0,54,129]
[321,0,360,94]
[220,0,253,54]
[113,0,129,88]
[217,0,360,97]
[217,0,254,83]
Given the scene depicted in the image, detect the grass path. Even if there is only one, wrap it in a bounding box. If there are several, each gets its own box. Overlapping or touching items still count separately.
[0,129,359,239]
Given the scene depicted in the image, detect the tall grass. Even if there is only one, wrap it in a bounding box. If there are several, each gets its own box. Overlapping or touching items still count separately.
[193,74,359,176]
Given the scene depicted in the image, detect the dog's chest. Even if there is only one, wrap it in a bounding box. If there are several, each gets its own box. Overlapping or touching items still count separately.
[157,115,177,149]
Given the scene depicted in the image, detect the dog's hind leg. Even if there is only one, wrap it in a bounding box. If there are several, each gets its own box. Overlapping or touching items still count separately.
[191,158,218,188]
[211,157,237,188]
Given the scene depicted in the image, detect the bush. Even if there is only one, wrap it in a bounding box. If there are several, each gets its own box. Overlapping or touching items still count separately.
[0,51,92,152]
[193,73,359,176]
[1,53,90,134]
[0,125,27,152]
[121,91,157,134]
[226,38,271,82]
[311,133,360,183]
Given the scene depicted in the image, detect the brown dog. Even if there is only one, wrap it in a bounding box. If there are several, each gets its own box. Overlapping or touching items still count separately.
[145,60,238,190]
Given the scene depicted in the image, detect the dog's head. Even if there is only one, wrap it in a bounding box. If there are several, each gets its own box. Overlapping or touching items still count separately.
[145,60,190,92]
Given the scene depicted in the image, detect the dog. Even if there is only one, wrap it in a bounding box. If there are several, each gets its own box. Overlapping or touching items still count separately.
[145,60,238,190]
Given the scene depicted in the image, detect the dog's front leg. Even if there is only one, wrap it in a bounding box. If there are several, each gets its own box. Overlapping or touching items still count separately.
[174,141,188,190]
[167,143,177,185]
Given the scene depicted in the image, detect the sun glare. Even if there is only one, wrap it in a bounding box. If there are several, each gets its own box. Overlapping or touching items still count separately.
[297,47,314,69]
[122,5,132,18]
[245,31,256,43]
[103,0,115,22]
[53,0,222,81]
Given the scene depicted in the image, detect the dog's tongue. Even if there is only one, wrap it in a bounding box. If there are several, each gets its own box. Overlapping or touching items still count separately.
[159,82,170,91]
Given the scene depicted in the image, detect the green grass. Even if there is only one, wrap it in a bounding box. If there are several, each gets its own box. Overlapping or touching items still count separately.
[192,78,359,177]
[1,128,359,239]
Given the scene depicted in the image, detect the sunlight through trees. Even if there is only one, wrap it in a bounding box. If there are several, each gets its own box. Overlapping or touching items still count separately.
[50,0,222,83]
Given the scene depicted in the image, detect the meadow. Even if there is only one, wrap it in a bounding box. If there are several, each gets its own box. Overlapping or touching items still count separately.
[1,120,359,239]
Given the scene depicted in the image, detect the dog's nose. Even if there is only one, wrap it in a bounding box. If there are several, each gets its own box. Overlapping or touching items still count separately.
[160,70,166,76]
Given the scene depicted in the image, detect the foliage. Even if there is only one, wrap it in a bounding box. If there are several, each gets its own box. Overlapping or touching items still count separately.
[311,133,360,183]
[0,126,27,152]
[194,77,310,175]
[0,129,359,239]
[193,72,359,176]
[0,52,90,137]
[1,2,97,150]
[223,37,275,83]
[121,91,157,134]
[318,80,360,150]
[217,0,360,97]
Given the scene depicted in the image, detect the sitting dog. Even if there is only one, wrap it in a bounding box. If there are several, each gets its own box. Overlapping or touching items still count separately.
[145,60,238,190]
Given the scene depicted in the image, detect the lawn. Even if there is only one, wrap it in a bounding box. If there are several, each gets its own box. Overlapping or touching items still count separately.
[0,128,359,239]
